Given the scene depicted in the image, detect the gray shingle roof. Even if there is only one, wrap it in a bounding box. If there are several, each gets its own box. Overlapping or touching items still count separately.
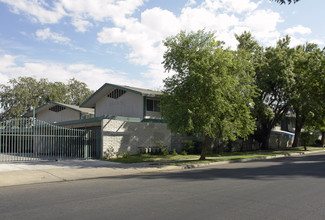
[23,102,94,117]
[80,83,162,108]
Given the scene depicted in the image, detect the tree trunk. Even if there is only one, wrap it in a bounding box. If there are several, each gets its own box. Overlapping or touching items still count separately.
[321,132,325,148]
[292,125,302,148]
[261,131,270,150]
[199,134,210,160]
[292,115,305,148]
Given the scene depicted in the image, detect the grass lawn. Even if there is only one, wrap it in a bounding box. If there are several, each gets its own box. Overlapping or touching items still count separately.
[106,146,324,165]
[107,154,199,163]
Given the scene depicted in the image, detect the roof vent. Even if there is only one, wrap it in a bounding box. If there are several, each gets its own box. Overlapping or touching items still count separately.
[49,105,66,112]
[108,89,126,99]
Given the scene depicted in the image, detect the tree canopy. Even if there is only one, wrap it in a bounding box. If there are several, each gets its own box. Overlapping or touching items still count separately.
[291,43,325,147]
[235,32,323,150]
[0,77,92,120]
[255,36,296,149]
[160,30,257,160]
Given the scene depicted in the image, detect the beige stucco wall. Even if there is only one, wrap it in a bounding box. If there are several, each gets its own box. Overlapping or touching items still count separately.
[101,119,171,157]
[96,92,143,118]
[37,108,80,123]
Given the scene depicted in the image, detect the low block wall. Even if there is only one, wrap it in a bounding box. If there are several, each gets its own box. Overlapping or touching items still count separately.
[269,133,294,149]
[101,119,171,157]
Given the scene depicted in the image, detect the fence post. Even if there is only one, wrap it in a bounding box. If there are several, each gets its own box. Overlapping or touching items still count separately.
[84,130,89,159]
[0,131,1,154]
[96,130,101,159]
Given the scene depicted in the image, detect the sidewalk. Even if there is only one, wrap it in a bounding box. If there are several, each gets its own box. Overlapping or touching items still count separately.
[1,150,324,187]
[0,160,181,187]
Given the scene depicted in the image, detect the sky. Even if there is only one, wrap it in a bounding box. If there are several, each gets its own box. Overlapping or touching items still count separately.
[0,0,324,91]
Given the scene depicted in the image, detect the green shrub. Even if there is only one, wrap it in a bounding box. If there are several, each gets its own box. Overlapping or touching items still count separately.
[181,140,203,154]
[181,150,187,155]
[181,140,195,154]
[157,141,169,156]
[122,152,130,159]
[315,139,322,146]
[171,148,178,156]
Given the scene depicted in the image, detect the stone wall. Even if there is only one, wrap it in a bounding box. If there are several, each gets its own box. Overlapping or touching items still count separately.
[101,119,171,157]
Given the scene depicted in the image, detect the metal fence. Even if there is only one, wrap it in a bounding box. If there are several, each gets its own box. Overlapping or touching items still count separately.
[0,118,101,162]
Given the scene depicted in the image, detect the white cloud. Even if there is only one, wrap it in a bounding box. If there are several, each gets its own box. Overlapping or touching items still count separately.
[56,0,145,31]
[72,17,93,33]
[220,0,260,13]
[59,0,143,20]
[97,27,127,44]
[288,36,306,47]
[0,0,144,32]
[141,62,172,90]
[95,0,286,88]
[180,7,239,33]
[310,39,325,46]
[35,28,70,44]
[141,7,180,38]
[284,25,312,35]
[0,0,65,23]
[186,0,197,7]
[0,54,16,70]
[0,54,145,90]
[0,54,16,84]
[97,7,178,66]
[0,73,9,85]
[244,9,282,45]
[288,36,325,48]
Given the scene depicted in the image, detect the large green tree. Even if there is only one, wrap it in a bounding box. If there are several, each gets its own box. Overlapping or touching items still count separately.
[0,77,92,120]
[291,43,325,147]
[66,78,92,105]
[160,30,256,160]
[236,33,296,150]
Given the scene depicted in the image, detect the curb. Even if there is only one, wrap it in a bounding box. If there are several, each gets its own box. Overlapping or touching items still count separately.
[175,149,325,170]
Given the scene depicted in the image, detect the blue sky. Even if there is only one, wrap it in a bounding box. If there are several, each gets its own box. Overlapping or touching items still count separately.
[0,0,324,91]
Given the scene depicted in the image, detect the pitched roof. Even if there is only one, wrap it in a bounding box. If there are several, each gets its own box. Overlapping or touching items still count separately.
[80,83,162,108]
[22,102,94,117]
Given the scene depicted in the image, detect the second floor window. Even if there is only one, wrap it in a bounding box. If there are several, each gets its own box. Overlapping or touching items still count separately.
[146,99,160,112]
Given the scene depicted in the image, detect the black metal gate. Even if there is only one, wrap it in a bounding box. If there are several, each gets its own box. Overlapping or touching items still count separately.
[0,118,101,162]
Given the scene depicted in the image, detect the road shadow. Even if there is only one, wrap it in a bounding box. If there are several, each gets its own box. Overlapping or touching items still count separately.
[106,153,325,181]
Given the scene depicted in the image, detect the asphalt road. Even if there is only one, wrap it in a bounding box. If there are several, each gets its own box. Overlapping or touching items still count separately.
[1,152,325,220]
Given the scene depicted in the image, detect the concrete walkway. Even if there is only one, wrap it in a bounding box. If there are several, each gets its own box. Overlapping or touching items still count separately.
[1,150,324,187]
[0,160,181,187]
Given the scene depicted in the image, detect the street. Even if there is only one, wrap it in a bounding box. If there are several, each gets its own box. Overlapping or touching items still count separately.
[1,152,325,220]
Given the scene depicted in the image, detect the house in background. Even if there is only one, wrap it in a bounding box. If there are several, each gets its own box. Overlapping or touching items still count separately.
[270,114,296,148]
[80,83,162,120]
[23,102,94,124]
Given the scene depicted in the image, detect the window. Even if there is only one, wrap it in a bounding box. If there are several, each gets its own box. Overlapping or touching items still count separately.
[49,105,66,112]
[81,114,93,119]
[146,99,160,112]
[107,89,126,99]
